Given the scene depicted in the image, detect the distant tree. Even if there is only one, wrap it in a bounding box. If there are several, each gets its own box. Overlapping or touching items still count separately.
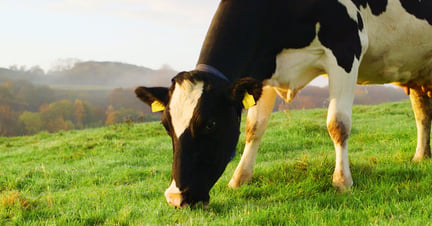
[81,101,104,127]
[0,86,13,105]
[44,116,73,133]
[50,58,80,72]
[29,66,45,76]
[0,105,18,136]
[48,100,74,122]
[116,108,144,123]
[108,88,145,111]
[105,105,117,125]
[74,99,85,129]
[19,111,43,135]
[39,100,75,133]
[39,103,50,113]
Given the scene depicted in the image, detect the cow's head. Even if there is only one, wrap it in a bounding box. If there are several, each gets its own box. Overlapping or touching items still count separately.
[135,70,262,207]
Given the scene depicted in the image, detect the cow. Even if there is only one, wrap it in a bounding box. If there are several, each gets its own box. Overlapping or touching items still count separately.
[135,0,432,208]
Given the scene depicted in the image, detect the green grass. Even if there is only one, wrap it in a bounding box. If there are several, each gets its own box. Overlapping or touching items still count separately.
[1,101,432,225]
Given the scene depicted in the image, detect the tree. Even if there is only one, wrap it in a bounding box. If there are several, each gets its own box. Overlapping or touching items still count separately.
[19,111,43,135]
[40,100,75,133]
[48,100,74,122]
[74,99,85,129]
[44,116,73,133]
[105,105,117,125]
[0,105,18,136]
[108,88,145,111]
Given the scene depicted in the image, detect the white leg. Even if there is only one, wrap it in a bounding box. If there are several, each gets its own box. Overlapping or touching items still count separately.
[326,64,358,192]
[229,86,277,188]
[409,88,432,161]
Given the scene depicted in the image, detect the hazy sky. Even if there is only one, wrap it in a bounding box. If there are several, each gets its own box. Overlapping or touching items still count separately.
[0,0,219,71]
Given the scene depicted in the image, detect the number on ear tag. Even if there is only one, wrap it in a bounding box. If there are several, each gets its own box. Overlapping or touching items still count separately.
[151,100,165,112]
[242,92,256,109]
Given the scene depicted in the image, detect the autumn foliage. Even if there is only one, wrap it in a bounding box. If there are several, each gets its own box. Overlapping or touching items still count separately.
[0,80,155,136]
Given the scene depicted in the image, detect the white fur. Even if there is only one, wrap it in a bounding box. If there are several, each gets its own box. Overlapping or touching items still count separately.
[164,180,182,207]
[358,0,432,85]
[264,32,326,102]
[165,180,181,195]
[169,81,204,138]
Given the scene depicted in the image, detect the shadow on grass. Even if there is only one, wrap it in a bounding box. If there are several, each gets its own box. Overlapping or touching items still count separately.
[207,158,431,210]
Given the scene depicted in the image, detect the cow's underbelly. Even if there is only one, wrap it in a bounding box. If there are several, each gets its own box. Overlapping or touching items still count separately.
[358,49,432,90]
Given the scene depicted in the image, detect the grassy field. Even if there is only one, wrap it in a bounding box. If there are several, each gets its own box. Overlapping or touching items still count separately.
[1,100,432,225]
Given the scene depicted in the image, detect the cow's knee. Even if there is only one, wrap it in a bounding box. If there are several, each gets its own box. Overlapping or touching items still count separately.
[327,113,351,146]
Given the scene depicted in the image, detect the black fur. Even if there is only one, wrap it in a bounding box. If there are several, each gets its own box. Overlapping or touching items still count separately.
[317,1,363,73]
[351,0,388,15]
[399,0,432,25]
[135,87,169,106]
[198,0,365,77]
[230,77,263,107]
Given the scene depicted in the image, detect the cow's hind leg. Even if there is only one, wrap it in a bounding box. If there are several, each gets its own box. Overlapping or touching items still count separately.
[410,88,432,161]
[228,86,276,188]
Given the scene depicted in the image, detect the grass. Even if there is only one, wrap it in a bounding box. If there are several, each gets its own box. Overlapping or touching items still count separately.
[1,100,432,225]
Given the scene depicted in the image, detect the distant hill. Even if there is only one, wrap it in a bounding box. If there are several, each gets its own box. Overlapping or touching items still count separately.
[0,60,408,109]
[0,61,176,88]
[0,61,409,137]
[47,61,175,87]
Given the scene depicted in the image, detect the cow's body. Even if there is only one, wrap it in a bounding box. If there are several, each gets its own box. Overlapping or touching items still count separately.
[136,0,432,207]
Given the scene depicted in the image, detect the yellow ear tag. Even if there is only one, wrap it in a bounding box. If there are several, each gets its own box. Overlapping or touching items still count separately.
[242,92,256,109]
[151,100,165,112]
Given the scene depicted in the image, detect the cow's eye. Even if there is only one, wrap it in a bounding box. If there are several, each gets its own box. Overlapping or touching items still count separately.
[205,120,216,132]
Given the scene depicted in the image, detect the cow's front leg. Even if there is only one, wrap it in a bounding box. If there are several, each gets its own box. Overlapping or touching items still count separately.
[409,88,432,161]
[326,67,358,192]
[229,86,276,188]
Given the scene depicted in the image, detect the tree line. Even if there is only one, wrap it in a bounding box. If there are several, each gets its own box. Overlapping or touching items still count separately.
[0,79,157,137]
[0,60,409,137]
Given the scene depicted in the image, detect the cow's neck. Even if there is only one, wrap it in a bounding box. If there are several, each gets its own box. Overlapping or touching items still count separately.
[196,0,268,82]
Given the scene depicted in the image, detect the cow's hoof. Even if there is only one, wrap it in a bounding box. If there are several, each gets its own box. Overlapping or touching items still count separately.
[332,172,353,192]
[228,179,241,188]
[412,152,431,162]
[228,172,252,188]
[412,155,423,162]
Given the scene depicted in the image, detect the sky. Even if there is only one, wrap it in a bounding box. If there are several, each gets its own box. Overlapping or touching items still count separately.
[0,0,328,86]
[0,0,219,72]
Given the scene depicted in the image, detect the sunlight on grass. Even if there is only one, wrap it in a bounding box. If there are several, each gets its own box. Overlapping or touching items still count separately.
[1,101,432,224]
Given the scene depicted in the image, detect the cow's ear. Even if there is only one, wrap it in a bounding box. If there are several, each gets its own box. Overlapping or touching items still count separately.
[230,77,262,109]
[135,87,169,112]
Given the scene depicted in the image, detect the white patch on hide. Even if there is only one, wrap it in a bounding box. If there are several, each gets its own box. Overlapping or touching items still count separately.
[169,80,204,138]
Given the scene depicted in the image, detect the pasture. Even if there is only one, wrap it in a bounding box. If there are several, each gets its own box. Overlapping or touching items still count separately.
[1,101,432,225]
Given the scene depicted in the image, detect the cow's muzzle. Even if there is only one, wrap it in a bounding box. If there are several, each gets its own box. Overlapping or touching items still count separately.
[164,186,209,208]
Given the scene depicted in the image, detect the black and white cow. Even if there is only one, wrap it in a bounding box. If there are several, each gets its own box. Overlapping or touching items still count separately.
[136,0,432,207]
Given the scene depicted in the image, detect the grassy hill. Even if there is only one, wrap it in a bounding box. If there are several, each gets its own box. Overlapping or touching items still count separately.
[1,101,432,225]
